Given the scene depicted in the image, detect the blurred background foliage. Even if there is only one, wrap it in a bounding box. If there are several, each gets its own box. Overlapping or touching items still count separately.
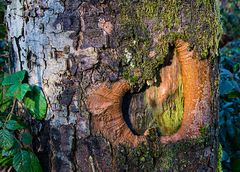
[220,0,240,40]
[220,0,240,172]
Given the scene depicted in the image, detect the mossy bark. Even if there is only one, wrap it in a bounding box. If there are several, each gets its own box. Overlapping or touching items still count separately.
[6,0,221,171]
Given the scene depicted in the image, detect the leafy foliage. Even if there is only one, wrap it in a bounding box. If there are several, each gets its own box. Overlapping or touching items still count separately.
[219,40,240,172]
[13,150,43,172]
[0,2,47,171]
[0,129,14,150]
[220,0,240,38]
[0,68,47,171]
[24,86,47,120]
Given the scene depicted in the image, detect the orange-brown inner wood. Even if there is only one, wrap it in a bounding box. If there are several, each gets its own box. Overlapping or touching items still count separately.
[160,39,211,143]
[87,80,146,147]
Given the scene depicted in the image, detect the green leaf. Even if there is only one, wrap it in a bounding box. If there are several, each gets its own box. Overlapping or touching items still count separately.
[23,86,47,120]
[16,84,31,101]
[13,150,43,172]
[2,70,27,86]
[0,156,12,166]
[5,120,25,130]
[227,91,240,99]
[220,80,237,96]
[20,133,32,145]
[6,83,31,101]
[0,121,3,127]
[0,58,5,66]
[233,64,239,72]
[220,68,233,78]
[5,84,19,97]
[0,129,15,150]
[0,88,12,112]
[2,148,19,157]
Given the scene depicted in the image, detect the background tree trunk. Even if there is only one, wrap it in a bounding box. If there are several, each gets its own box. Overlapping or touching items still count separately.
[6,0,221,171]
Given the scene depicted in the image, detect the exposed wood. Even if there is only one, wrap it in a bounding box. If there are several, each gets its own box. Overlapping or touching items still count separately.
[87,39,212,146]
[160,40,211,143]
[87,80,146,147]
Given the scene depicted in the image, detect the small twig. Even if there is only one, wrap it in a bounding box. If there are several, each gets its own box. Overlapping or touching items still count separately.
[5,96,17,122]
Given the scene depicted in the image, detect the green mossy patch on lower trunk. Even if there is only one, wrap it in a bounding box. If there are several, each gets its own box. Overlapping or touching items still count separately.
[115,134,214,171]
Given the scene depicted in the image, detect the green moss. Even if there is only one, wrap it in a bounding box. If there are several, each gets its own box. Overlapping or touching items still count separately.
[115,136,210,171]
[154,79,184,136]
[217,144,223,172]
[199,124,209,136]
[118,0,221,89]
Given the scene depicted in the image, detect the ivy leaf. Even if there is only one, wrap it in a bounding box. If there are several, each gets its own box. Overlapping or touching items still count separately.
[13,150,43,172]
[20,133,32,145]
[2,70,27,86]
[6,83,31,101]
[5,120,25,130]
[0,129,15,150]
[23,86,47,120]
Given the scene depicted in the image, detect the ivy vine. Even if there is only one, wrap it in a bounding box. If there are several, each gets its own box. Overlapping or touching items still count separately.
[0,2,47,172]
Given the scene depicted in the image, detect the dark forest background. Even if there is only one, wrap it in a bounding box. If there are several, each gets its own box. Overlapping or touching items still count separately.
[219,0,240,172]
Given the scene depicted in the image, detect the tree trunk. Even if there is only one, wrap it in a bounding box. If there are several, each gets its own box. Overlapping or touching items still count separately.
[6,0,221,171]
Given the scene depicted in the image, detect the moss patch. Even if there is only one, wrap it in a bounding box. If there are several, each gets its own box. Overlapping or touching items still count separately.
[115,136,213,171]
[117,0,221,90]
[155,83,183,136]
[217,144,223,172]
[145,76,184,136]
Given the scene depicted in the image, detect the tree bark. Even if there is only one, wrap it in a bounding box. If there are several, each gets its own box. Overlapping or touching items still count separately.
[6,0,221,171]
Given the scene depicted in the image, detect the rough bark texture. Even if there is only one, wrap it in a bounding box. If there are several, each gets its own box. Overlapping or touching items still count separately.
[6,0,221,171]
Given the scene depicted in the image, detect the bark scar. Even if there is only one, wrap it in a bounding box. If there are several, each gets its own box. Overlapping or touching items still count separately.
[87,80,146,147]
[86,39,211,146]
[160,39,211,143]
